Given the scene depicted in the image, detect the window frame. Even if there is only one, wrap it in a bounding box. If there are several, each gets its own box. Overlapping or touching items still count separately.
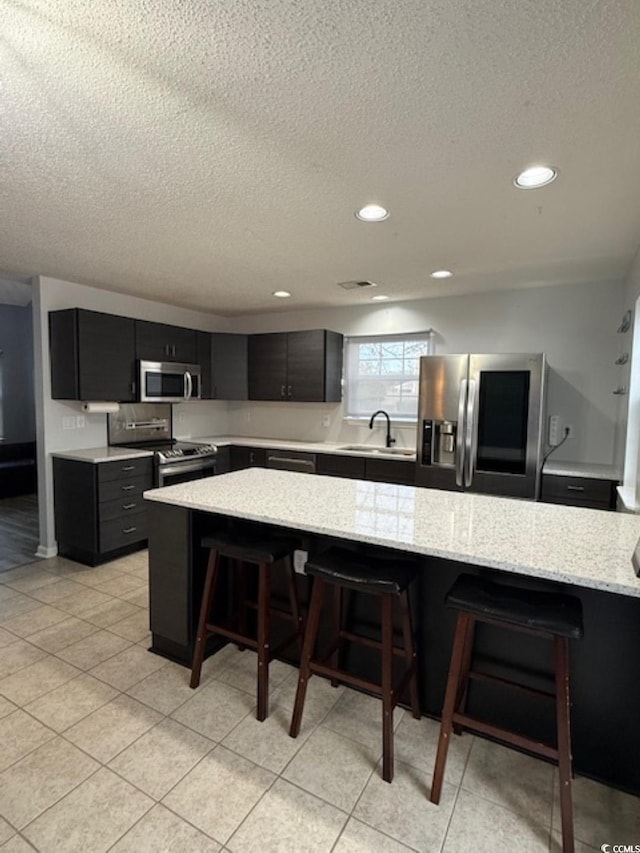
[343,330,434,423]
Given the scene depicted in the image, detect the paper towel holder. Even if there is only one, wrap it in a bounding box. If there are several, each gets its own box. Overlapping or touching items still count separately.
[81,401,120,414]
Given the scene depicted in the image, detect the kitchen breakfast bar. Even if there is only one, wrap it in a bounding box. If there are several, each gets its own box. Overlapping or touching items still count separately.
[144,468,640,794]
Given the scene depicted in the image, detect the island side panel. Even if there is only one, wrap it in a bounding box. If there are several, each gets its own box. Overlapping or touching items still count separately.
[148,501,194,662]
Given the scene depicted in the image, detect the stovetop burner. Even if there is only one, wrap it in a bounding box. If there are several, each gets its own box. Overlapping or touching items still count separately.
[157,441,218,463]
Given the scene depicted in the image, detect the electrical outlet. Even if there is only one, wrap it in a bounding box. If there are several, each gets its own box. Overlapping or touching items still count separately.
[548,415,560,446]
[293,549,308,574]
[62,416,75,430]
[322,415,330,427]
[178,412,186,423]
[245,410,251,423]
[76,415,85,429]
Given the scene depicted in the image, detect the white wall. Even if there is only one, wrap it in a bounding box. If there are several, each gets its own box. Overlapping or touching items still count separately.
[621,246,640,504]
[229,280,627,463]
[33,276,232,554]
[0,303,35,443]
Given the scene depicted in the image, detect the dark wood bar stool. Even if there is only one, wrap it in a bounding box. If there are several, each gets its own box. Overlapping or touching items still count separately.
[190,530,303,721]
[430,573,584,853]
[289,546,421,782]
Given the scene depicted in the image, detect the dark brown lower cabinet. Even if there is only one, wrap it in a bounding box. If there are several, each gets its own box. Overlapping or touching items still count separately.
[540,474,617,510]
[53,456,153,565]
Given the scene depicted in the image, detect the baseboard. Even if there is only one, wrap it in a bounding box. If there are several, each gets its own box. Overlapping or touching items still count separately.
[36,544,58,559]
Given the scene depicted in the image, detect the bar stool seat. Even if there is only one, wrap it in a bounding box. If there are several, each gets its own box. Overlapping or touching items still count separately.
[289,546,421,783]
[190,528,303,722]
[430,573,584,853]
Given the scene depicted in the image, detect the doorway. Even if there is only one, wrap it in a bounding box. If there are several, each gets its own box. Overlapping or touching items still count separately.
[0,277,40,572]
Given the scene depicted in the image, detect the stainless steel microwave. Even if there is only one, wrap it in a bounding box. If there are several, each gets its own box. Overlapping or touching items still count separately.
[137,360,201,403]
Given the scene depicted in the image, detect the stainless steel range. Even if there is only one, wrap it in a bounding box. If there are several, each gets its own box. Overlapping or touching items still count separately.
[108,404,218,487]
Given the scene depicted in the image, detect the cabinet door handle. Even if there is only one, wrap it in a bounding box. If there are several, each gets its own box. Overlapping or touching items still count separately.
[121,484,136,491]
[122,526,137,534]
[287,385,292,398]
[121,465,135,472]
[566,485,585,492]
[172,344,176,357]
[122,502,137,510]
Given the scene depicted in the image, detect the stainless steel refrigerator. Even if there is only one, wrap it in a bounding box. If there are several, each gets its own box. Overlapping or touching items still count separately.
[416,353,547,499]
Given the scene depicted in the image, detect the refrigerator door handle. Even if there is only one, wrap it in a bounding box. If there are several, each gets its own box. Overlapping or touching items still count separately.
[464,378,477,487]
[455,379,467,487]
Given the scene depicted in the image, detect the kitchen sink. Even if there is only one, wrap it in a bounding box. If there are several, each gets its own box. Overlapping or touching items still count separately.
[338,444,416,457]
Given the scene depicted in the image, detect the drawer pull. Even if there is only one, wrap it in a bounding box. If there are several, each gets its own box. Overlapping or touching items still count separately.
[121,465,136,472]
[122,526,137,534]
[566,485,585,492]
[121,484,136,491]
[122,502,137,510]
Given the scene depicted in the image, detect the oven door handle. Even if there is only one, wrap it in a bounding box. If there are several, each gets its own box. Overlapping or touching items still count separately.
[158,460,214,476]
[157,459,216,481]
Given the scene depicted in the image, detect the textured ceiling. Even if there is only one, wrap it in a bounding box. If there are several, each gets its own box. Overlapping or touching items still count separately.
[2,0,639,316]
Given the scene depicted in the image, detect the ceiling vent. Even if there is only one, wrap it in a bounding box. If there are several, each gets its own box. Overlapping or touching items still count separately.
[337,280,378,290]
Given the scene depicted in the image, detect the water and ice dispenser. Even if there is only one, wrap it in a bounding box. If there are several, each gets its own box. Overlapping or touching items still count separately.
[422,419,457,466]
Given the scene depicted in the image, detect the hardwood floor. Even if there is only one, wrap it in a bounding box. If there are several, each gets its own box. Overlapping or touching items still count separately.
[0,493,41,572]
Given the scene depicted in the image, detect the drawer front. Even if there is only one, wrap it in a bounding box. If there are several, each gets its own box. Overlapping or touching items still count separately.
[98,474,151,503]
[541,475,614,508]
[98,458,153,484]
[99,494,147,523]
[99,514,148,552]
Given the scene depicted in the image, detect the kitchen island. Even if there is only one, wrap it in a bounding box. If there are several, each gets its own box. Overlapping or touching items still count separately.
[144,468,640,793]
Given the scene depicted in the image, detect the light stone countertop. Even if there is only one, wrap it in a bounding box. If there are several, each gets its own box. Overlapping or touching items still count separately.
[51,447,154,463]
[192,435,417,460]
[542,460,621,481]
[144,468,640,598]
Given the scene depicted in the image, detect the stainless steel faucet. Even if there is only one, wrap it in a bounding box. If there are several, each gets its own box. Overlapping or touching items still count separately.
[369,410,395,448]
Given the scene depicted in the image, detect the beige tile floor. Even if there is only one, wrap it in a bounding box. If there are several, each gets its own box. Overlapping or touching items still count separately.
[0,550,638,852]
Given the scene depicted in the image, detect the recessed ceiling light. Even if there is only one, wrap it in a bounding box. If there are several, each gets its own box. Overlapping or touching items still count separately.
[355,204,390,222]
[371,294,389,301]
[430,270,453,279]
[513,166,558,189]
[272,290,291,298]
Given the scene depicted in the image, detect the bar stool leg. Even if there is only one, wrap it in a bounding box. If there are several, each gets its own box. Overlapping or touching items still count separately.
[235,559,248,652]
[399,588,421,720]
[256,562,271,722]
[555,636,575,853]
[453,615,475,735]
[430,612,471,803]
[290,577,325,738]
[381,592,394,782]
[190,550,220,689]
[284,555,304,653]
[330,585,343,687]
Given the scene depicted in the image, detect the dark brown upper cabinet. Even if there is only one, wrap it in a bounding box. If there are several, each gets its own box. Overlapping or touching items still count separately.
[247,330,343,402]
[196,331,211,398]
[211,333,248,400]
[135,320,197,364]
[49,309,136,402]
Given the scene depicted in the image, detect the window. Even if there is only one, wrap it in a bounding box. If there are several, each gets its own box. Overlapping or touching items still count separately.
[344,331,433,421]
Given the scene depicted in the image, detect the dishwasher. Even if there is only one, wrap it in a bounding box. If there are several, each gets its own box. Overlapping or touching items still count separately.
[265,449,317,473]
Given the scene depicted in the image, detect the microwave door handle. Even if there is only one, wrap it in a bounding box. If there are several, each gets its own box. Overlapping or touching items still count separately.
[184,371,192,400]
[455,379,467,487]
[464,378,477,488]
